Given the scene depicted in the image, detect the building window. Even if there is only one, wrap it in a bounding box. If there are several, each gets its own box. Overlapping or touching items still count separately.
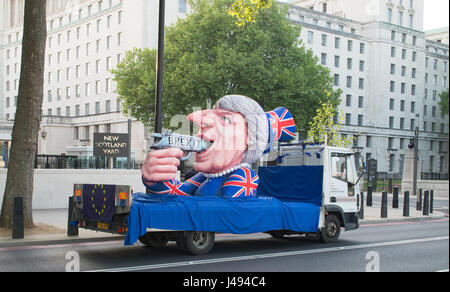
[345,113,351,125]
[358,96,364,108]
[321,53,327,65]
[366,136,372,147]
[179,0,187,13]
[335,37,340,49]
[347,58,352,70]
[346,95,351,107]
[334,74,339,86]
[391,64,396,75]
[389,117,394,129]
[346,76,352,88]
[389,98,395,110]
[321,34,327,46]
[358,115,363,126]
[334,55,340,68]
[307,31,314,44]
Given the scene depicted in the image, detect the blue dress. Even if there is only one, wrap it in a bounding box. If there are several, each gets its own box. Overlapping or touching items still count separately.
[142,166,259,198]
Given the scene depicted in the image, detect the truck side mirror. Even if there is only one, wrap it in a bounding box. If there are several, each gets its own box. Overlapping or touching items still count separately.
[358,157,366,173]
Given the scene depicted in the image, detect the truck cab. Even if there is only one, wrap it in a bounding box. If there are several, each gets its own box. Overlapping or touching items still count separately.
[262,143,363,242]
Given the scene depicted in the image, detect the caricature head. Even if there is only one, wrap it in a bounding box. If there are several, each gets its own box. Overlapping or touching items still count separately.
[187,95,269,174]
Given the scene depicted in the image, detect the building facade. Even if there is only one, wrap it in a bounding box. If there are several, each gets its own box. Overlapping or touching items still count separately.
[0,0,448,174]
[287,0,449,174]
[0,0,188,166]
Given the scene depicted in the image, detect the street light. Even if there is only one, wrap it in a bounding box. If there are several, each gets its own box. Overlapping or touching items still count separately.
[154,0,165,135]
[409,114,420,197]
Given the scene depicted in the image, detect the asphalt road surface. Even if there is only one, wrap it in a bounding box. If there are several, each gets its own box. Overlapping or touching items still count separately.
[0,218,448,273]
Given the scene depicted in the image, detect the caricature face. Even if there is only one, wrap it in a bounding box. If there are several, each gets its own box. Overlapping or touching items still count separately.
[187,109,248,174]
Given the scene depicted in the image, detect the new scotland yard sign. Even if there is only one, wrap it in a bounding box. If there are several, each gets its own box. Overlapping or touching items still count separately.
[93,133,130,157]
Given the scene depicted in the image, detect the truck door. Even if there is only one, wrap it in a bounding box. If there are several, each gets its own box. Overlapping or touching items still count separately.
[330,153,358,213]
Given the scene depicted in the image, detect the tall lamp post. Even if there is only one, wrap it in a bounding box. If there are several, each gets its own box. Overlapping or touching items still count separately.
[127,105,132,169]
[409,114,420,197]
[154,0,165,135]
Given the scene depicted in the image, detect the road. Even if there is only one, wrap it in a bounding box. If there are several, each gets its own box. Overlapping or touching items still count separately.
[0,218,448,273]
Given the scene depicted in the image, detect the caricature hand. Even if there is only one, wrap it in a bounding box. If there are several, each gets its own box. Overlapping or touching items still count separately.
[142,148,184,184]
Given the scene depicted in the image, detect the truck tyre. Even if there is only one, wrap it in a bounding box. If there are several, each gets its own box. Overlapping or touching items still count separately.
[138,232,169,248]
[177,231,215,255]
[319,214,341,243]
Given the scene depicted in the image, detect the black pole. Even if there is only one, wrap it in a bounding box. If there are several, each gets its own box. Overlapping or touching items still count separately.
[412,125,419,197]
[416,188,422,211]
[359,192,364,220]
[12,197,24,239]
[430,190,434,214]
[127,115,132,169]
[367,186,373,207]
[403,191,410,217]
[381,191,388,218]
[423,190,429,216]
[154,0,165,134]
[392,186,399,208]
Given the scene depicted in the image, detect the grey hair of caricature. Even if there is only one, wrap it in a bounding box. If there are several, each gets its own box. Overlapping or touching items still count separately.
[214,95,268,164]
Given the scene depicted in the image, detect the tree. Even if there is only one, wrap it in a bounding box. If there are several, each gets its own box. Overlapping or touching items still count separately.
[439,89,449,116]
[112,0,340,138]
[306,101,353,148]
[0,0,47,228]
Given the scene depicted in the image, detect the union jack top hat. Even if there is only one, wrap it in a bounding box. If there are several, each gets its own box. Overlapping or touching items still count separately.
[265,107,296,153]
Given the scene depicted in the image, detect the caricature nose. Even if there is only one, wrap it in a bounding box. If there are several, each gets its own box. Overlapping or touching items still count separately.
[188,110,215,129]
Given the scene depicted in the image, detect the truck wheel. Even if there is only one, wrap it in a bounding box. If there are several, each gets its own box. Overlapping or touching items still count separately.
[138,232,169,248]
[177,231,215,255]
[319,214,341,243]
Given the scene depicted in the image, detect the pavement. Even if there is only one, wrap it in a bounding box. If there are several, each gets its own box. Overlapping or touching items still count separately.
[0,192,447,247]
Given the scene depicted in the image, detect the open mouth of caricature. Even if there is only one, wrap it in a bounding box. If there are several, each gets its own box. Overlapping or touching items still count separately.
[197,135,216,157]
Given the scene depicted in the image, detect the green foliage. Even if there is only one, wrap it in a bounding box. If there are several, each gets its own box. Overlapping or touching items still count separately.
[112,0,340,137]
[229,0,272,27]
[439,89,449,116]
[307,101,354,148]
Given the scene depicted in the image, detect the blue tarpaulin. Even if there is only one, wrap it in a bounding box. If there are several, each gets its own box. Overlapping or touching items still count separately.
[125,194,321,246]
[124,166,324,246]
[257,166,323,205]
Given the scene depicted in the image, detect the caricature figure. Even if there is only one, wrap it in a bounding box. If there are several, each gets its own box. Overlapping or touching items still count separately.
[141,95,295,198]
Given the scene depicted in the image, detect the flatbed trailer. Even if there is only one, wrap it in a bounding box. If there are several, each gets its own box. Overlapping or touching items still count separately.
[69,144,363,255]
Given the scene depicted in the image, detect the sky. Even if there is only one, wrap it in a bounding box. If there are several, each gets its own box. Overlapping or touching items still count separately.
[423,0,449,31]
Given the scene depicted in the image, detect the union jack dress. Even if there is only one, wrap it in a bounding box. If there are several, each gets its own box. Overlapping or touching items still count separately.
[142,167,259,198]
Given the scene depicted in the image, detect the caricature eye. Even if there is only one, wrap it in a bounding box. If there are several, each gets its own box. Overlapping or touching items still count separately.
[221,116,232,125]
